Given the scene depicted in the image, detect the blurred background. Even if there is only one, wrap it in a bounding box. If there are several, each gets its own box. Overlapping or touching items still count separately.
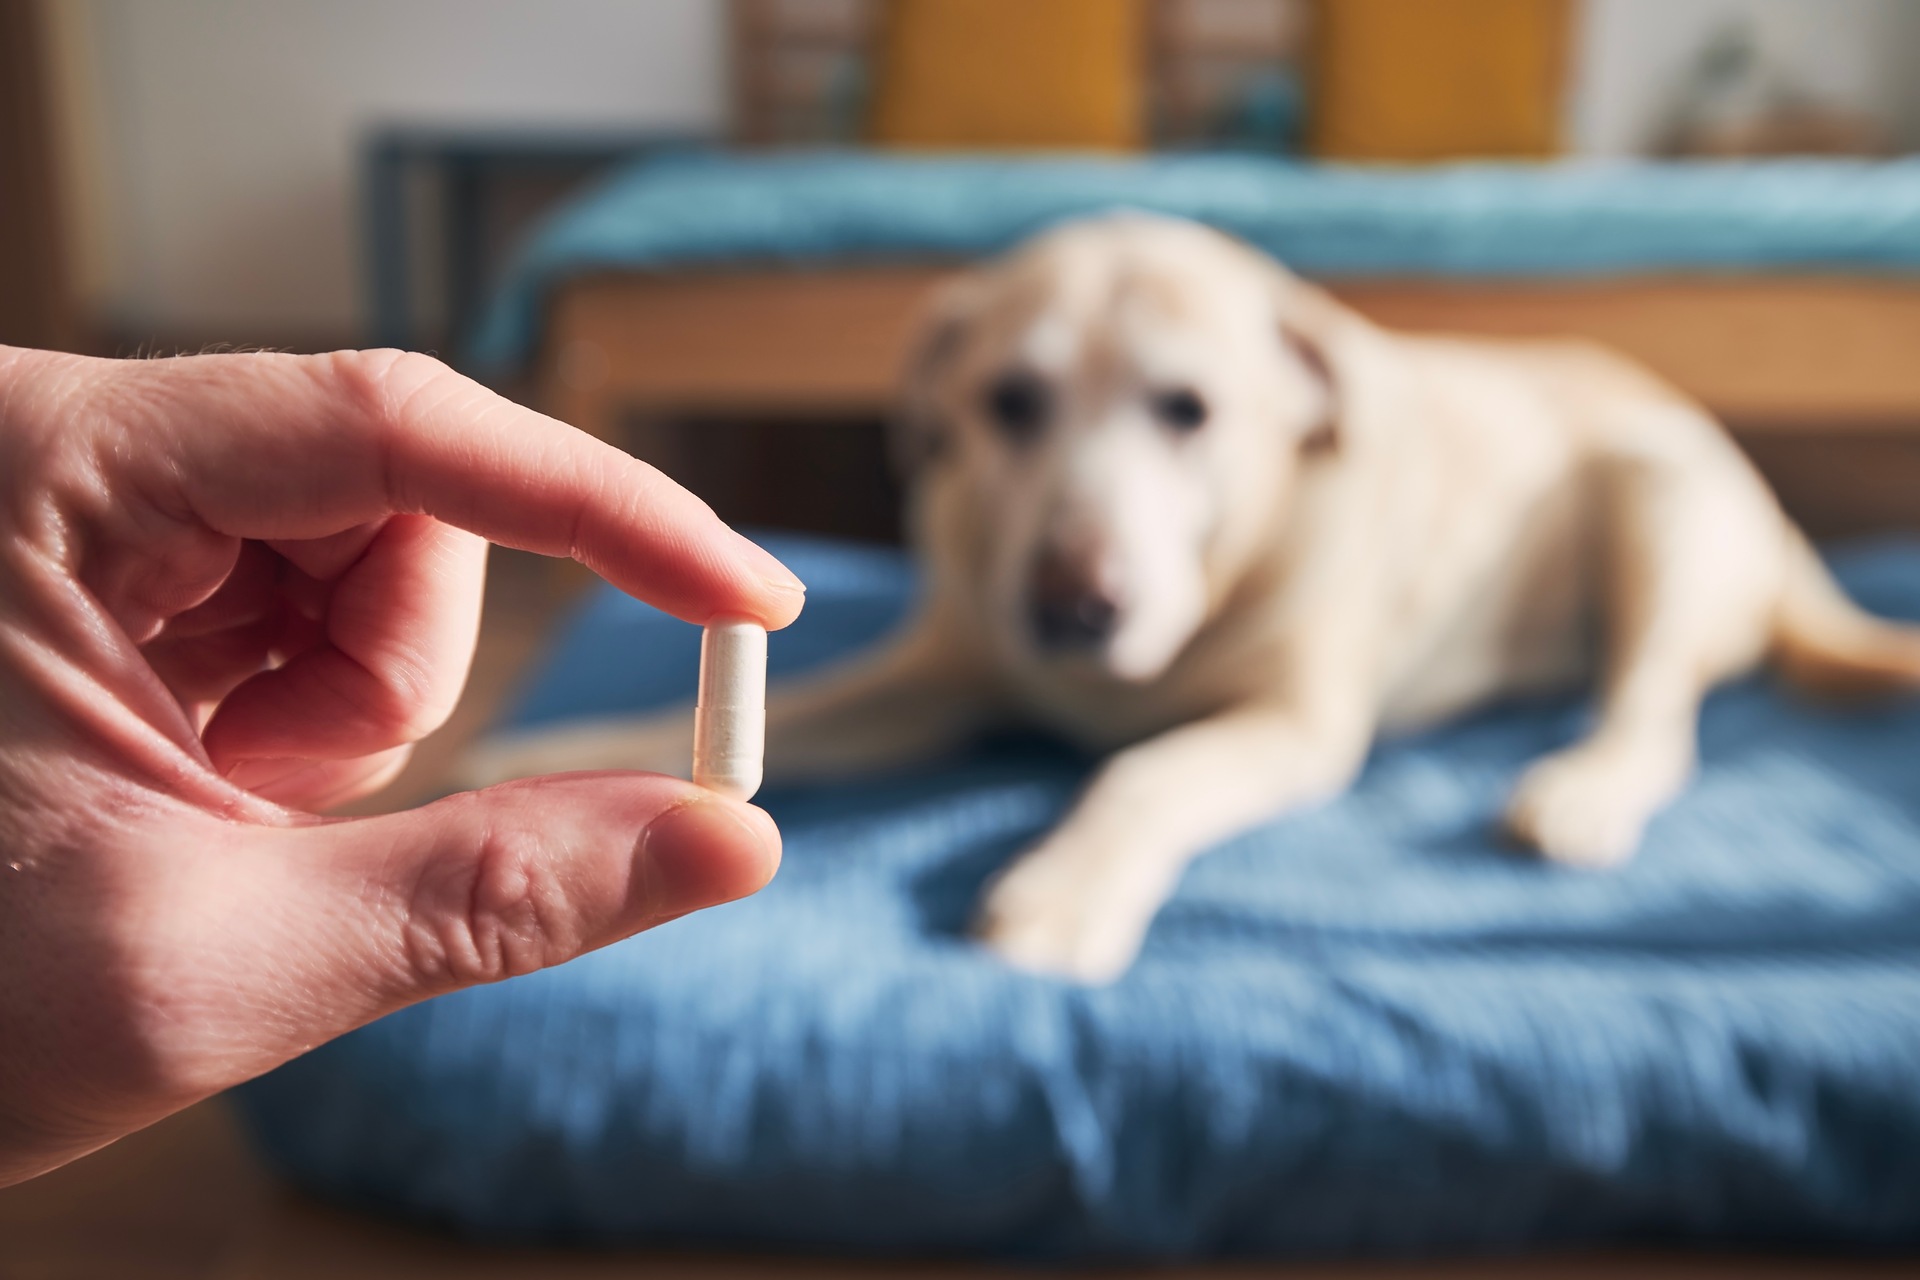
[6,1,1919,546]
[4,2,1920,1274]
[5,0,1917,351]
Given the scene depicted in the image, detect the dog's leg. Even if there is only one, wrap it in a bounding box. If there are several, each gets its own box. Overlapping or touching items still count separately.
[1505,450,1781,867]
[758,618,1003,781]
[457,613,997,790]
[974,703,1369,982]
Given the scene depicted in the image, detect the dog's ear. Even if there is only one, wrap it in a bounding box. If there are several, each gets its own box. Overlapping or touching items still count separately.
[1281,324,1338,455]
[890,279,978,479]
[1270,270,1355,456]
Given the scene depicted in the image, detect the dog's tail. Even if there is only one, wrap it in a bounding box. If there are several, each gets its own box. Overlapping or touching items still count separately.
[1771,529,1920,700]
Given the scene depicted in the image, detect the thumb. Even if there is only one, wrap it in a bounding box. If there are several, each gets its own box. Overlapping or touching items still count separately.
[267,774,781,1024]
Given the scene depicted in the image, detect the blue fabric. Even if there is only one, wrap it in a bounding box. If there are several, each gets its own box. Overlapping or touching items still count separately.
[235,534,1920,1256]
[469,152,1920,371]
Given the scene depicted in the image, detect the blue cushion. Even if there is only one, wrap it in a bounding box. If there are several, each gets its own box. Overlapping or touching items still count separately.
[468,153,1920,372]
[234,534,1920,1256]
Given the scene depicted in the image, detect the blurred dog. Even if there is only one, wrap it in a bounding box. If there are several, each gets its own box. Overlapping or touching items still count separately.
[463,214,1920,982]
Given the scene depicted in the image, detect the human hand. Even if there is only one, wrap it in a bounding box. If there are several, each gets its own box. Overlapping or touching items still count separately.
[0,346,804,1185]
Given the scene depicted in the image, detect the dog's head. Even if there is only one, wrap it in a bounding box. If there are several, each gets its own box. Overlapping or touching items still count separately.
[897,214,1353,685]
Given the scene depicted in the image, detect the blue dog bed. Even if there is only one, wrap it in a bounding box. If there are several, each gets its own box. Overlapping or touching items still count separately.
[235,534,1920,1257]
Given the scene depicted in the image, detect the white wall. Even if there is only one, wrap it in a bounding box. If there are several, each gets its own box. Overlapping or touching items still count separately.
[59,0,1920,339]
[1572,0,1920,157]
[78,0,724,337]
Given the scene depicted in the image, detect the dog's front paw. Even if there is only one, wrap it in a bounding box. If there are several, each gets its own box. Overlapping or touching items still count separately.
[1504,747,1670,869]
[971,843,1157,984]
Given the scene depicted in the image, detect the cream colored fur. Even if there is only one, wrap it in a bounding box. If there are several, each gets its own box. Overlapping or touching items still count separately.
[462,215,1920,982]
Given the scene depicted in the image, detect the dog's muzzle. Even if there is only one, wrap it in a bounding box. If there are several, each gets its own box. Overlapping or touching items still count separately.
[1027,549,1123,652]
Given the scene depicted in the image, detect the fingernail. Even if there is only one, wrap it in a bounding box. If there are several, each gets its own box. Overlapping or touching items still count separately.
[639,796,782,914]
[730,532,806,599]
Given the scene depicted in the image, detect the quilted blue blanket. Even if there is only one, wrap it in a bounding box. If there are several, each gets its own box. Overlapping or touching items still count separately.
[469,153,1920,372]
[235,534,1920,1257]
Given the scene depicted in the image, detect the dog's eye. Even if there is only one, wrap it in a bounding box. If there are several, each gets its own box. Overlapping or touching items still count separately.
[983,371,1050,443]
[1152,387,1208,433]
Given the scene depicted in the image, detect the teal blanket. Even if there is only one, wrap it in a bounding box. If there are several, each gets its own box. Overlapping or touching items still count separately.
[470,153,1920,372]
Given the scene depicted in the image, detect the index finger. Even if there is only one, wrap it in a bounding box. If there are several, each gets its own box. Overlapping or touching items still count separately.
[105,348,806,629]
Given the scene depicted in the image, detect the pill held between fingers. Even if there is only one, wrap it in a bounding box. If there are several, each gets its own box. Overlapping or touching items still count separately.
[691,616,768,801]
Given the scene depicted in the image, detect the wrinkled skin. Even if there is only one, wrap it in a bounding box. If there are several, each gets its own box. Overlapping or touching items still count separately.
[0,345,804,1186]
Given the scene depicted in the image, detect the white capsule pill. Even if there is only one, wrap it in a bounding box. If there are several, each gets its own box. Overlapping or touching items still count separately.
[691,616,767,801]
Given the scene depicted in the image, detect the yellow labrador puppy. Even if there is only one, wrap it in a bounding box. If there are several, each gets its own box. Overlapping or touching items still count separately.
[464,214,1920,982]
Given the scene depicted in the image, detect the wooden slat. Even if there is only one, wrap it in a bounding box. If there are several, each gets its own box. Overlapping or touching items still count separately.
[1338,277,1920,432]
[539,269,1920,441]
[541,269,952,435]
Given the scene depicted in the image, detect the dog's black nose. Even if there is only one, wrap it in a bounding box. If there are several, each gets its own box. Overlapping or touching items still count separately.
[1028,553,1122,650]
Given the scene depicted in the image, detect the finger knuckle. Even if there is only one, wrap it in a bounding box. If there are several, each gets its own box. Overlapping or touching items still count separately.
[356,671,452,746]
[332,346,447,398]
[305,643,451,753]
[329,348,454,439]
[402,818,577,988]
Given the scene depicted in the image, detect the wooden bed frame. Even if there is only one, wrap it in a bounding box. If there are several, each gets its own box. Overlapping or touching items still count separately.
[535,270,1920,536]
